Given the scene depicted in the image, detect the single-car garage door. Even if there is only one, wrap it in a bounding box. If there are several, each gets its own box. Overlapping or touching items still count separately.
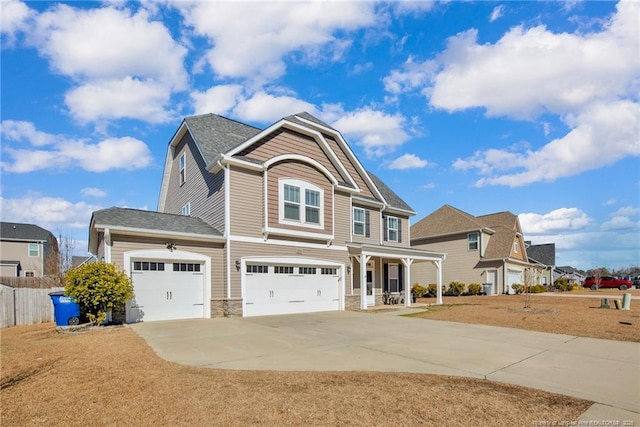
[128,260,204,322]
[507,269,522,295]
[244,262,340,317]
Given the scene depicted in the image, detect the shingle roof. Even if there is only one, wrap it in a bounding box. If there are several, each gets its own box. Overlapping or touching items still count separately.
[367,172,414,213]
[0,222,55,241]
[91,207,222,236]
[527,243,556,266]
[411,205,485,240]
[183,113,261,165]
[284,112,336,130]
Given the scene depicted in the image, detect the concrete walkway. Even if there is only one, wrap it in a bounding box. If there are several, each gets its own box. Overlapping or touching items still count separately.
[131,309,640,424]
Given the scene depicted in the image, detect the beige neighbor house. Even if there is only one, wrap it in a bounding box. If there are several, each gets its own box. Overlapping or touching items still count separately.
[88,112,446,322]
[410,205,539,295]
[0,222,59,277]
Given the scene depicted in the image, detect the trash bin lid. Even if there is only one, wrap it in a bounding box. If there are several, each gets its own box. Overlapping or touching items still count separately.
[49,291,66,296]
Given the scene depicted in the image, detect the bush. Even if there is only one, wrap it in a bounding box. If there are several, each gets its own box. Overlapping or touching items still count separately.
[531,284,546,293]
[411,284,428,297]
[425,284,438,298]
[65,262,134,325]
[553,277,572,292]
[512,284,523,294]
[446,281,466,296]
[468,283,482,295]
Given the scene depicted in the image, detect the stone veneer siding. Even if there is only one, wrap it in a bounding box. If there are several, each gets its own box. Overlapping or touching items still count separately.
[211,298,244,317]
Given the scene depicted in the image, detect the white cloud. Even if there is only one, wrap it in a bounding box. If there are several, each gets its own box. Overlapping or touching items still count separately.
[601,206,640,231]
[490,5,505,23]
[81,187,107,198]
[331,108,410,157]
[0,195,101,229]
[393,1,437,16]
[0,120,56,146]
[388,153,429,170]
[1,0,33,44]
[1,121,153,173]
[174,2,376,84]
[519,208,591,235]
[20,3,188,124]
[191,85,245,116]
[233,91,318,124]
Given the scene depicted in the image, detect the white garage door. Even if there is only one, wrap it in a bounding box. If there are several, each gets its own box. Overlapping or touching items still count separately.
[244,263,340,317]
[128,260,204,322]
[507,269,522,295]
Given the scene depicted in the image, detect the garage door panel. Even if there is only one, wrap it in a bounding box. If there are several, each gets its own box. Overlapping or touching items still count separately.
[244,264,340,317]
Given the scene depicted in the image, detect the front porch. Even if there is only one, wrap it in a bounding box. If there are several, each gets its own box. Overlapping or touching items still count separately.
[346,243,446,310]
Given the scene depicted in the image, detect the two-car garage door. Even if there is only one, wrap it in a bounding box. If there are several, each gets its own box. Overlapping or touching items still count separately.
[244,262,341,317]
[128,260,205,322]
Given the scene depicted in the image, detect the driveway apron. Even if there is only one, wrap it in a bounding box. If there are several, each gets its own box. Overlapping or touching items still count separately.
[130,309,640,423]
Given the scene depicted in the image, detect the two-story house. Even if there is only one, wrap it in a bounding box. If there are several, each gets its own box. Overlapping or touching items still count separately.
[0,222,59,277]
[88,112,445,322]
[410,205,533,295]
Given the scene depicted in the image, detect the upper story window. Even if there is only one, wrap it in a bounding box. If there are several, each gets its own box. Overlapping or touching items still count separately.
[383,215,401,242]
[468,232,479,251]
[28,243,39,257]
[179,153,186,186]
[513,242,519,253]
[182,202,190,216]
[353,207,370,237]
[280,179,323,228]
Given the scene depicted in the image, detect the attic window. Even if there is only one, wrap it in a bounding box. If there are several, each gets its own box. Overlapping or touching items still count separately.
[514,242,519,253]
[468,233,479,251]
[179,153,186,186]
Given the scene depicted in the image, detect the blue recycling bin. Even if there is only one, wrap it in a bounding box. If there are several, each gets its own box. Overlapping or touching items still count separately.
[49,291,81,326]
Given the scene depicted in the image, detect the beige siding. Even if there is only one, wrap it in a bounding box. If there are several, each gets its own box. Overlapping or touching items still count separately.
[0,241,44,276]
[511,235,527,261]
[240,129,346,184]
[163,133,226,233]
[412,236,487,286]
[333,191,352,244]
[229,167,264,237]
[230,240,351,299]
[324,135,376,199]
[381,214,411,248]
[351,204,382,244]
[266,161,334,235]
[109,235,226,301]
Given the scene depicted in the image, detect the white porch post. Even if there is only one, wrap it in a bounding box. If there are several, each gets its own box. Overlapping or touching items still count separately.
[435,259,443,305]
[360,253,370,310]
[401,258,413,307]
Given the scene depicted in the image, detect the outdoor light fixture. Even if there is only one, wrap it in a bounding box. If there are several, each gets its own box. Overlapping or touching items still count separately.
[347,265,351,274]
[166,242,176,252]
[235,260,241,271]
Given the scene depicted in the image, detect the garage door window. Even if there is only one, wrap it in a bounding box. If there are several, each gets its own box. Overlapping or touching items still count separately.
[133,261,165,271]
[274,266,294,274]
[247,265,268,273]
[173,263,201,272]
[299,267,317,275]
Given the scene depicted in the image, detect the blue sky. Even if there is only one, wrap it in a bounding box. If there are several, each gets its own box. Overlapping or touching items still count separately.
[1,0,638,271]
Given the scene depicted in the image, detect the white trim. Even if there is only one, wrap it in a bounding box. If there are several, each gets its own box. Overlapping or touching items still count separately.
[181,202,191,216]
[353,207,366,236]
[104,228,112,263]
[92,224,225,243]
[179,152,186,186]
[262,226,334,242]
[278,178,324,229]
[123,248,211,323]
[386,215,399,242]
[265,154,339,186]
[231,234,346,251]
[157,145,173,211]
[224,165,231,299]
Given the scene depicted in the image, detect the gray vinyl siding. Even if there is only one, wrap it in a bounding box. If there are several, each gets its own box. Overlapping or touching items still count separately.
[229,167,263,237]
[162,133,226,233]
[266,161,334,235]
[109,235,226,301]
[230,240,351,300]
[0,241,44,277]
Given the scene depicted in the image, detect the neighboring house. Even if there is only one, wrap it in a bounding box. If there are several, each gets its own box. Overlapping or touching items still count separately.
[410,205,534,295]
[88,112,446,322]
[525,241,556,286]
[554,266,586,285]
[0,222,59,277]
[71,255,96,269]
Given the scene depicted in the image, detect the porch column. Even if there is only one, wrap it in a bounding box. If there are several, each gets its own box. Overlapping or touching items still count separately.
[401,258,413,307]
[360,253,370,310]
[435,259,443,305]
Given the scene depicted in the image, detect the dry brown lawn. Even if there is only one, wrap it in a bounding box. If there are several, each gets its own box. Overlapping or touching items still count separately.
[413,290,640,343]
[2,318,592,426]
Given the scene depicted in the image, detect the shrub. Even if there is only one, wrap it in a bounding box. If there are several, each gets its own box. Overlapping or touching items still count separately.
[425,284,438,297]
[447,281,466,296]
[65,262,134,325]
[531,284,546,293]
[468,283,482,295]
[411,284,428,297]
[553,277,572,291]
[512,284,523,294]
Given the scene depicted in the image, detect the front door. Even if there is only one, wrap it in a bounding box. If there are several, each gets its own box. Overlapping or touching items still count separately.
[366,261,375,306]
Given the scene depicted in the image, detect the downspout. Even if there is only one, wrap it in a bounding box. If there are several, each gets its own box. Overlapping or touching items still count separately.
[104,228,112,263]
[222,159,232,300]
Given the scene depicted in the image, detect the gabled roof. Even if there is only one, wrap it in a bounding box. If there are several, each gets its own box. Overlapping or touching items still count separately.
[0,222,55,242]
[411,205,488,240]
[367,172,414,213]
[526,243,556,267]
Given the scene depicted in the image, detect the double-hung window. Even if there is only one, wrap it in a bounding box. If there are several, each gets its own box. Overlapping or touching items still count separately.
[468,232,479,251]
[353,207,366,236]
[28,243,39,257]
[280,179,323,227]
[179,153,186,186]
[387,216,399,242]
[182,202,190,216]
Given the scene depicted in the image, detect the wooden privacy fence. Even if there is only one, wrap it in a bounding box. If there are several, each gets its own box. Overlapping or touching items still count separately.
[1,276,65,328]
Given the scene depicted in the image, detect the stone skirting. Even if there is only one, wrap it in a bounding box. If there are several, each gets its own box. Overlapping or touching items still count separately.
[345,295,360,311]
[211,299,244,317]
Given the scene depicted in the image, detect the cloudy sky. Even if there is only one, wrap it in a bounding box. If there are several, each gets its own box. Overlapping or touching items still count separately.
[1,0,638,271]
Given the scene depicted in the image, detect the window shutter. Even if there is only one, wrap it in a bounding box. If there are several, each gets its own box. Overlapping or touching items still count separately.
[398,265,404,292]
[383,263,389,293]
[365,210,370,237]
[398,219,402,243]
[383,215,388,241]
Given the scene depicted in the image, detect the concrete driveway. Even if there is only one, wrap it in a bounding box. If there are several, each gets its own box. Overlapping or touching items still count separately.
[131,309,640,422]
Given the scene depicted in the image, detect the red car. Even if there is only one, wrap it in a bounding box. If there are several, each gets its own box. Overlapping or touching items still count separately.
[583,276,632,290]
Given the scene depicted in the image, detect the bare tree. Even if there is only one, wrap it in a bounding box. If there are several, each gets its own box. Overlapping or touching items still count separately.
[522,267,538,309]
[589,267,606,291]
[58,234,77,273]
